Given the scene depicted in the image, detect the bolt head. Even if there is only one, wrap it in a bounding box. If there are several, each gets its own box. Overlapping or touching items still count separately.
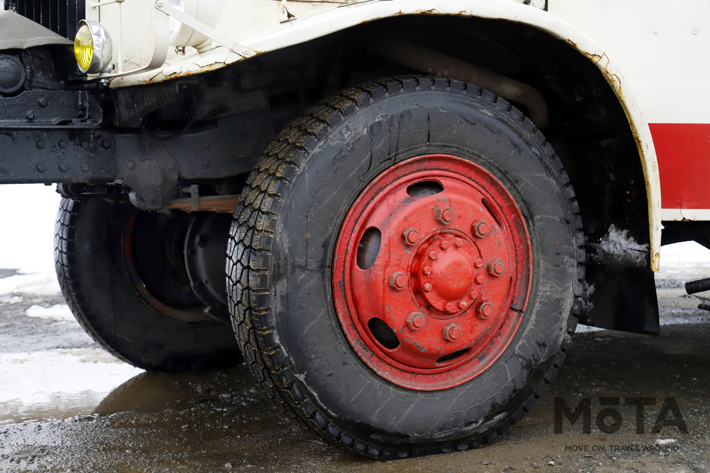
[423,283,433,292]
[126,160,135,170]
[488,259,506,277]
[444,302,456,313]
[443,323,461,342]
[472,220,491,238]
[458,301,468,309]
[428,250,438,260]
[402,228,420,246]
[422,265,432,275]
[389,272,407,290]
[475,274,485,284]
[455,238,464,248]
[436,207,454,225]
[38,98,48,107]
[26,110,35,120]
[477,302,494,319]
[474,258,483,268]
[440,240,451,250]
[407,312,425,331]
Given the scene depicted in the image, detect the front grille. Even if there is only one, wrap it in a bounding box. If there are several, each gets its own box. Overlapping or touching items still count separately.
[4,0,86,40]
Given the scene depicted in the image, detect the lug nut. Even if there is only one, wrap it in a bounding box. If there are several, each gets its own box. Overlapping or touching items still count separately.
[488,259,506,277]
[402,228,420,246]
[389,271,407,290]
[471,220,491,238]
[423,283,433,292]
[428,250,438,260]
[422,265,432,275]
[477,302,494,319]
[443,323,461,342]
[475,274,485,284]
[440,240,451,250]
[444,302,456,313]
[436,207,454,225]
[407,312,425,331]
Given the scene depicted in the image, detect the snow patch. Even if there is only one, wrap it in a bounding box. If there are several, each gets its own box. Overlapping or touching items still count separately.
[0,271,61,296]
[25,304,74,322]
[592,224,649,271]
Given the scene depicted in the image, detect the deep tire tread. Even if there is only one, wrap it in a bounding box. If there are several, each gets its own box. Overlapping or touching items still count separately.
[227,76,586,459]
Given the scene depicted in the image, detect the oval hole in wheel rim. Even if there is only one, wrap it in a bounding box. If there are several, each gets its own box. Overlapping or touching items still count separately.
[367,317,400,349]
[406,180,444,199]
[356,227,381,270]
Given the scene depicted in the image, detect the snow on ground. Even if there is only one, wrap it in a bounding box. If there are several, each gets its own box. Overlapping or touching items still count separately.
[656,240,710,281]
[25,304,74,322]
[0,272,61,297]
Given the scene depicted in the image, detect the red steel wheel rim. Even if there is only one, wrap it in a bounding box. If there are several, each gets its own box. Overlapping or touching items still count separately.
[332,155,532,391]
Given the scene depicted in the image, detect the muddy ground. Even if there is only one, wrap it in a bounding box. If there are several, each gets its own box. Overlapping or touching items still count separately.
[0,278,709,472]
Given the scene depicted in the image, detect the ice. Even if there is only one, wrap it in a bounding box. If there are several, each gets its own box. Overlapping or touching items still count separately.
[25,304,74,322]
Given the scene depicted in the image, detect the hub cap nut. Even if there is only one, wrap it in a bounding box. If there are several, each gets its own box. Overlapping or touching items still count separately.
[477,302,494,319]
[407,312,425,331]
[436,207,454,225]
[402,228,420,246]
[443,323,461,342]
[389,271,407,290]
[488,259,506,277]
[472,220,491,238]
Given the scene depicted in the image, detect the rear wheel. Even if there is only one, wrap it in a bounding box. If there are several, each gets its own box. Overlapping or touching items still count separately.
[55,197,242,372]
[228,77,584,458]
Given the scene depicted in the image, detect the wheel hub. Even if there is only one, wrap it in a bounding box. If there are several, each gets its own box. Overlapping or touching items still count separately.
[415,236,479,314]
[332,155,532,391]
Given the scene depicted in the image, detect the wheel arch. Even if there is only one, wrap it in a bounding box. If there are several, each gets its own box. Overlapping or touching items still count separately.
[113,0,660,271]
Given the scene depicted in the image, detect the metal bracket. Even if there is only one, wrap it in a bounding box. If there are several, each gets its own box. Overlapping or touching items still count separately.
[154,0,255,58]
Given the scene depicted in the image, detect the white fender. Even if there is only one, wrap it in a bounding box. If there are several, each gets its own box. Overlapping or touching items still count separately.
[110,0,661,269]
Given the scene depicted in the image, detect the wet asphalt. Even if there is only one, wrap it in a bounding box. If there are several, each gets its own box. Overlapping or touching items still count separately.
[0,279,709,472]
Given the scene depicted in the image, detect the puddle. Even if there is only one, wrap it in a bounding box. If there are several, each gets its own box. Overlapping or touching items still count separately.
[94,372,187,416]
[0,348,143,423]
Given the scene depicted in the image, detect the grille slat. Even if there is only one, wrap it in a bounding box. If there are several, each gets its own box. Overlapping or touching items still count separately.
[4,0,85,41]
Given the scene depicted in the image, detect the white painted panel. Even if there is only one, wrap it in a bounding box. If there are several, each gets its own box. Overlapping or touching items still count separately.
[549,0,710,124]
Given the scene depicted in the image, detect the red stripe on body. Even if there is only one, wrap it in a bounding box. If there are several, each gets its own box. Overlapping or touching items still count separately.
[650,123,710,209]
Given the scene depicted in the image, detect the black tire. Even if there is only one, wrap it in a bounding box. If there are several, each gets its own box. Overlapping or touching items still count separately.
[55,197,242,372]
[227,77,584,458]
